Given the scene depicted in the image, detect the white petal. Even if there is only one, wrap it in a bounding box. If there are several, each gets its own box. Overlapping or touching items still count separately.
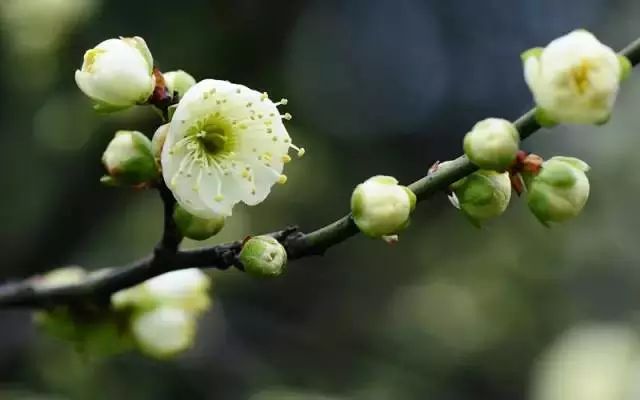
[132,307,196,358]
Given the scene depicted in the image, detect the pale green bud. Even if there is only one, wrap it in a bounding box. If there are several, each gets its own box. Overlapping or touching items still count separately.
[130,306,196,359]
[173,205,225,241]
[450,170,512,226]
[151,123,169,164]
[102,130,158,185]
[463,118,520,171]
[239,236,287,278]
[163,70,196,99]
[351,175,416,238]
[526,156,590,226]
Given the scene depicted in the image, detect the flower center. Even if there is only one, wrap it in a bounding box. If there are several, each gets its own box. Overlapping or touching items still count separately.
[571,59,593,95]
[197,125,228,155]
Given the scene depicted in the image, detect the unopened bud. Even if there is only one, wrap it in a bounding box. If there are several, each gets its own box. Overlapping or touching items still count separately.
[102,130,158,185]
[463,118,520,171]
[449,170,512,226]
[163,70,196,99]
[75,36,155,112]
[130,306,196,359]
[151,123,169,165]
[173,205,225,241]
[526,156,590,226]
[351,175,416,238]
[239,236,287,278]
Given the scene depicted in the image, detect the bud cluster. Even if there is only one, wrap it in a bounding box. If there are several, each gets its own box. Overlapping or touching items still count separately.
[34,266,212,359]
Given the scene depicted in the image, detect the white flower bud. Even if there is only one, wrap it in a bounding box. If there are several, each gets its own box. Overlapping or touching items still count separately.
[130,306,196,359]
[102,130,158,186]
[35,266,86,289]
[173,205,225,241]
[523,30,624,125]
[75,36,155,111]
[526,156,590,226]
[111,268,212,315]
[163,70,196,99]
[151,123,169,166]
[449,170,511,226]
[463,118,519,171]
[351,176,416,238]
[239,236,287,278]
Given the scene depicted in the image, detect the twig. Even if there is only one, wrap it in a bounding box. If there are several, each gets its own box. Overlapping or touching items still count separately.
[1,37,640,310]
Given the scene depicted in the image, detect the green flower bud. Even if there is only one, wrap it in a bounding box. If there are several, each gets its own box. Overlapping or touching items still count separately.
[151,123,169,165]
[526,156,590,226]
[239,236,287,278]
[163,70,196,99]
[463,118,520,171]
[173,205,225,241]
[351,175,416,238]
[449,170,512,226]
[102,130,158,185]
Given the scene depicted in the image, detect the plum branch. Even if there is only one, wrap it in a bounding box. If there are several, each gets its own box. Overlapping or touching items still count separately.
[0,37,639,311]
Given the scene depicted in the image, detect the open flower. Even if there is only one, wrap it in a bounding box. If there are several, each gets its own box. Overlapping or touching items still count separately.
[161,79,304,218]
[75,36,155,111]
[523,30,624,124]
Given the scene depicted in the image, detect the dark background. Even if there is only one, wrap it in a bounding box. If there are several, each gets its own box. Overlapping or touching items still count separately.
[1,0,640,399]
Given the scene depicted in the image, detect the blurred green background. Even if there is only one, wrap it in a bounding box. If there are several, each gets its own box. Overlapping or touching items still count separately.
[2,0,640,399]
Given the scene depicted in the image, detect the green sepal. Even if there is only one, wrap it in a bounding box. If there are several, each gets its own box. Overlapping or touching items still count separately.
[521,47,543,63]
[549,156,590,172]
[618,55,632,81]
[168,104,178,121]
[93,102,130,114]
[534,107,558,128]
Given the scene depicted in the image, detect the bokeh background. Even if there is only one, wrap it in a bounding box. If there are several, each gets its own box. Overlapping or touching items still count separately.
[1,0,640,399]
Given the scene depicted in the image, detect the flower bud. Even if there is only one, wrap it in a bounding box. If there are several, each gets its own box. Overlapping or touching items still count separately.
[35,266,87,289]
[111,268,212,315]
[102,130,158,186]
[151,123,169,164]
[173,205,225,241]
[239,236,287,278]
[75,36,155,112]
[130,306,196,359]
[449,170,512,226]
[351,176,416,238]
[463,118,519,171]
[34,266,133,356]
[526,156,590,226]
[163,70,196,99]
[523,30,623,125]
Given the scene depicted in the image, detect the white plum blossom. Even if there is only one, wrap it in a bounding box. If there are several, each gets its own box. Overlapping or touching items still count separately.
[111,268,211,314]
[75,36,155,111]
[523,30,625,124]
[161,79,304,218]
[130,306,196,359]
